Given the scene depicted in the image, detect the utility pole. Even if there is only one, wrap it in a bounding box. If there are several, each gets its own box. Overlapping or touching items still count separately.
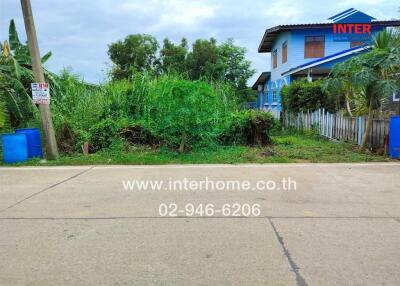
[20,0,59,159]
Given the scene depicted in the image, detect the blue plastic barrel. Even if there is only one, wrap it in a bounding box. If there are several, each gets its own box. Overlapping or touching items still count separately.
[1,133,28,163]
[389,115,400,159]
[15,128,43,158]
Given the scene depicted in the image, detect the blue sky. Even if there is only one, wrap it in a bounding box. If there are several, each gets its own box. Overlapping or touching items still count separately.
[1,0,399,84]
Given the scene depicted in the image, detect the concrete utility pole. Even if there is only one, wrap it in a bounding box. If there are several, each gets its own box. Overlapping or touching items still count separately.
[20,0,59,159]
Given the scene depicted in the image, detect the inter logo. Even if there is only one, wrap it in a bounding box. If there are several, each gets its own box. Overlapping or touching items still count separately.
[329,8,375,42]
[333,23,371,34]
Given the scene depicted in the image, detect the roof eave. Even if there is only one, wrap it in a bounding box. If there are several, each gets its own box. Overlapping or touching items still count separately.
[251,72,271,90]
[258,20,400,53]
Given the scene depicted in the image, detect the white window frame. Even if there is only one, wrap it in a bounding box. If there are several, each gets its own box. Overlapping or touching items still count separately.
[263,84,269,108]
[272,82,278,104]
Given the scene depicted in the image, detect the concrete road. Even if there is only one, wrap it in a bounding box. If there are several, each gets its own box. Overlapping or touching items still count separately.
[0,163,399,286]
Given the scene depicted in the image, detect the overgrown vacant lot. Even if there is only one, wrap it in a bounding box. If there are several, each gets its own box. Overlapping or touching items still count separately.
[1,132,389,166]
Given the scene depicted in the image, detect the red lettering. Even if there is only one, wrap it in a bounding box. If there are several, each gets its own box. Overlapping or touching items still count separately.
[334,23,371,35]
[347,24,354,33]
[338,24,347,33]
[355,24,362,34]
[363,24,371,34]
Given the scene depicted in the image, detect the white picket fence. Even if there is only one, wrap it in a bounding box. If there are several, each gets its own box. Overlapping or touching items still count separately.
[283,109,390,150]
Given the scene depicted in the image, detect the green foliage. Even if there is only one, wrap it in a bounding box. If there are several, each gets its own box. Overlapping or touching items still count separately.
[327,29,400,116]
[89,118,121,152]
[52,70,110,150]
[0,22,264,155]
[51,71,256,153]
[0,97,8,130]
[0,19,58,128]
[281,79,338,113]
[217,38,255,92]
[183,38,256,92]
[219,110,249,144]
[108,34,160,80]
[221,110,276,146]
[51,70,280,153]
[186,38,222,80]
[160,38,188,74]
[140,75,235,150]
[107,35,255,101]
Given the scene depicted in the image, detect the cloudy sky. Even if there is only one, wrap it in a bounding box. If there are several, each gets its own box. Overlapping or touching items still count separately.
[1,0,399,84]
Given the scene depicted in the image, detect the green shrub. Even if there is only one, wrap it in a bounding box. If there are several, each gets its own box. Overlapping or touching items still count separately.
[89,118,121,152]
[219,111,249,144]
[221,110,276,146]
[281,79,337,113]
[51,71,247,153]
[141,75,236,151]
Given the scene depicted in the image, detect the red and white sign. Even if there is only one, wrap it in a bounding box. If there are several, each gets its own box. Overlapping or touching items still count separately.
[31,83,50,105]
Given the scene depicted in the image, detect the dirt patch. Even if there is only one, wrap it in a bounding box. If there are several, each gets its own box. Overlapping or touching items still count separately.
[119,125,160,148]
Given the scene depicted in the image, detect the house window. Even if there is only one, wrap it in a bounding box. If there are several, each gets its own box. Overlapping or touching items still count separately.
[272,49,277,69]
[282,41,287,63]
[272,82,277,103]
[263,84,269,108]
[350,41,365,48]
[304,36,325,58]
[272,89,277,103]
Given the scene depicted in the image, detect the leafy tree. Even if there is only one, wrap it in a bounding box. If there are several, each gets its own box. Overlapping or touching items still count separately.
[186,38,223,81]
[107,36,256,99]
[108,34,159,80]
[218,38,255,91]
[160,38,188,74]
[184,38,255,99]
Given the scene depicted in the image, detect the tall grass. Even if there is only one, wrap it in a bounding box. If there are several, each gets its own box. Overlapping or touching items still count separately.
[140,74,238,150]
[51,71,242,152]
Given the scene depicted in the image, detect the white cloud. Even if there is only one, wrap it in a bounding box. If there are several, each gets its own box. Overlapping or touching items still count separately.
[1,0,399,84]
[115,0,216,26]
[160,1,216,26]
[264,1,303,24]
[338,0,389,6]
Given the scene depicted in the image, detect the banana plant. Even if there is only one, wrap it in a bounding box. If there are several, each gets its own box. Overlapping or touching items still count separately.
[0,96,8,130]
[0,19,58,127]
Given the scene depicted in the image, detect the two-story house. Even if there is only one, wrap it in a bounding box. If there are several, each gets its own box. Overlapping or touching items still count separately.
[252,9,400,118]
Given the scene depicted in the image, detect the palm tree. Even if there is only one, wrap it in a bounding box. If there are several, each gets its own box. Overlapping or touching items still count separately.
[326,29,400,150]
[325,57,361,116]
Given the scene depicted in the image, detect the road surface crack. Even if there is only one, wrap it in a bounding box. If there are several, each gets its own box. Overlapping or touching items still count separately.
[268,218,308,286]
[0,167,94,213]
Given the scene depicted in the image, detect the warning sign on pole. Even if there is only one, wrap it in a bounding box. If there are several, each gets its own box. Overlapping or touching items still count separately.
[31,83,50,105]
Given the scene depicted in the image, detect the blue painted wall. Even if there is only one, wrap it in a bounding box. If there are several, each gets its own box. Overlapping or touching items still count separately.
[287,26,382,76]
[270,32,291,82]
[262,25,386,115]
